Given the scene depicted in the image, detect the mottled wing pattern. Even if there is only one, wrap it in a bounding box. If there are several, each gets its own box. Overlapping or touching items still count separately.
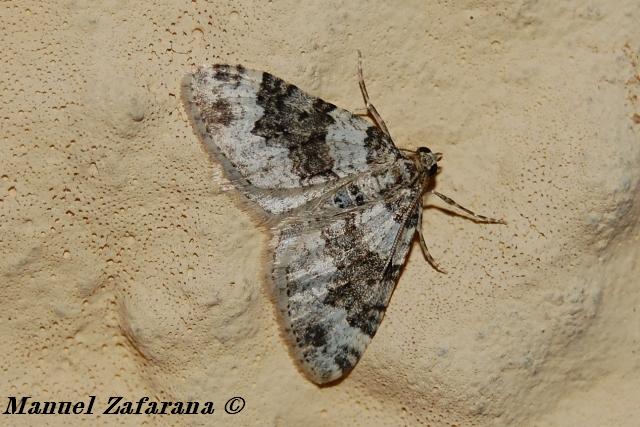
[272,187,421,384]
[181,64,403,215]
[182,64,426,384]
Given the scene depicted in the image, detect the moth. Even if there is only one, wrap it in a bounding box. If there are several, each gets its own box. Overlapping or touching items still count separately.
[181,53,503,384]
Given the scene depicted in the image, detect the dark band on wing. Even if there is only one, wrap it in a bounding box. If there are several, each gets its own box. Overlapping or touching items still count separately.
[252,72,340,184]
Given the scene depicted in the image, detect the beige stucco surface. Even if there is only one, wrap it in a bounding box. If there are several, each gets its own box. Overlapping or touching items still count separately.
[1,0,639,425]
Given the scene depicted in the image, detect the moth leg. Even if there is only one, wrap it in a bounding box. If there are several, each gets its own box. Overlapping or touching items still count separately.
[417,208,447,273]
[430,190,506,224]
[418,229,447,274]
[357,50,392,138]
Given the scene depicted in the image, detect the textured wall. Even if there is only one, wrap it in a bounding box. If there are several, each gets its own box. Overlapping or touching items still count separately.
[1,0,639,425]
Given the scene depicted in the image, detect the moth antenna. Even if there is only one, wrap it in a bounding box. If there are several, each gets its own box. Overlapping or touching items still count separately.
[357,51,392,138]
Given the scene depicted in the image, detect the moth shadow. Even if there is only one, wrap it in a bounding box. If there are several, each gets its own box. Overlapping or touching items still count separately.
[317,373,350,388]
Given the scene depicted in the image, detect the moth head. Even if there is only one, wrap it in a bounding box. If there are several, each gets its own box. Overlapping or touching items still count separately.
[416,147,442,176]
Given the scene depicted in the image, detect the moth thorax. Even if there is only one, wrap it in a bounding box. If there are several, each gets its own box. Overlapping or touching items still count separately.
[415,147,441,176]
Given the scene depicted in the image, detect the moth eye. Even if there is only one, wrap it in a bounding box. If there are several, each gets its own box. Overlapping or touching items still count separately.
[417,147,432,153]
[429,164,438,175]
